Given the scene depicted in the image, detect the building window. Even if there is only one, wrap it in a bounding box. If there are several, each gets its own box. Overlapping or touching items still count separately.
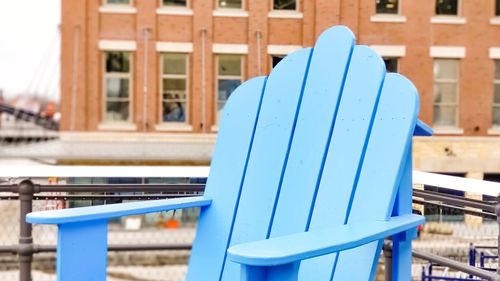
[271,55,284,69]
[106,0,131,4]
[218,0,242,9]
[497,0,500,16]
[433,59,459,127]
[273,0,296,11]
[104,52,132,123]
[216,55,243,122]
[162,0,187,7]
[376,0,399,14]
[493,60,500,126]
[436,0,458,15]
[161,54,188,123]
[383,58,398,73]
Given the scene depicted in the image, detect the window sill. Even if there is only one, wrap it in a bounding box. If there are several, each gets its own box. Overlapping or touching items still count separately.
[156,7,193,16]
[268,11,303,19]
[98,122,137,131]
[99,5,137,14]
[430,16,466,25]
[211,125,219,132]
[432,127,464,135]
[213,9,248,18]
[370,14,407,23]
[487,127,500,135]
[155,123,193,132]
[490,17,500,25]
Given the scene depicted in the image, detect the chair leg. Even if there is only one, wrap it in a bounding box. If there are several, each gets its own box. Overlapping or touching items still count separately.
[392,146,414,280]
[57,220,108,281]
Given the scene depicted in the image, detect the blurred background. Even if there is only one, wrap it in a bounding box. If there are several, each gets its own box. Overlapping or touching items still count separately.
[1,0,500,280]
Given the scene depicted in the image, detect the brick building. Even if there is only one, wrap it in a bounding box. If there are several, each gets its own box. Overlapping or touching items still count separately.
[60,0,500,179]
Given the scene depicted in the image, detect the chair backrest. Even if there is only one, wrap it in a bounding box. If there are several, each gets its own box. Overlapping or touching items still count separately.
[187,26,419,281]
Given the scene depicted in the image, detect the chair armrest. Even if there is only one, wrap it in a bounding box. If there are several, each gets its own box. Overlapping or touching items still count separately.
[26,196,212,225]
[227,214,423,266]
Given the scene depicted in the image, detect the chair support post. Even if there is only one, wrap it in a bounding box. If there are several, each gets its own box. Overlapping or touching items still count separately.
[57,220,108,281]
[391,145,415,280]
[240,262,299,281]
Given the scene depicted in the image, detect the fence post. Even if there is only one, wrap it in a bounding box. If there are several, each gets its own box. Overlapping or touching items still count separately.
[384,241,392,281]
[18,179,36,281]
[495,196,500,276]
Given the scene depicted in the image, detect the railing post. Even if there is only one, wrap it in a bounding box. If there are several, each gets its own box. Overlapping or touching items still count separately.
[495,196,500,276]
[18,179,37,281]
[384,241,392,281]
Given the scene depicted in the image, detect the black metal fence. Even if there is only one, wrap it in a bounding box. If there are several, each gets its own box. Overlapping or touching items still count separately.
[1,180,500,281]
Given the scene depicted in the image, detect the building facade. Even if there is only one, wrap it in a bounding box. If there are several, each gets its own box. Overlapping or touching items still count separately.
[60,0,500,177]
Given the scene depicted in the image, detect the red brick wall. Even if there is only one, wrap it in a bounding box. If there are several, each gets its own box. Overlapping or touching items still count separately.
[60,0,500,136]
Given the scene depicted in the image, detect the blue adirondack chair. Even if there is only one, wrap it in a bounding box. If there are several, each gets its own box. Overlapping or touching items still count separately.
[27,25,432,281]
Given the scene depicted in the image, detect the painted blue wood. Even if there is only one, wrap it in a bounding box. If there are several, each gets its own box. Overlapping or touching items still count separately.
[240,262,300,281]
[331,74,420,281]
[57,220,107,281]
[392,148,415,280]
[187,77,267,281]
[228,214,423,266]
[415,119,433,136]
[269,26,355,238]
[220,48,313,281]
[299,45,386,280]
[25,25,427,281]
[26,196,212,224]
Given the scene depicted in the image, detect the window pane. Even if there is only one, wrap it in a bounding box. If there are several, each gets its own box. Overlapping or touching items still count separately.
[383,58,398,73]
[106,52,130,73]
[163,79,186,92]
[106,78,130,98]
[272,56,284,68]
[434,59,458,79]
[376,0,398,14]
[163,0,187,7]
[106,101,129,122]
[495,84,500,104]
[218,56,241,76]
[434,105,456,126]
[106,0,130,4]
[434,83,457,103]
[218,0,242,9]
[495,60,500,80]
[497,0,500,16]
[163,54,187,75]
[436,0,458,15]
[217,79,241,119]
[163,101,186,122]
[273,0,296,10]
[494,108,500,126]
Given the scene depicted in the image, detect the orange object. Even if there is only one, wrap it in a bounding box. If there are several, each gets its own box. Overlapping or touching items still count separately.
[164,219,180,229]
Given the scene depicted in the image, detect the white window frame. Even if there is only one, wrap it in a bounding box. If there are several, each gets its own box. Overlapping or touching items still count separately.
[370,45,406,57]
[100,0,136,13]
[375,0,401,15]
[101,51,134,127]
[433,58,461,131]
[493,60,500,128]
[431,0,466,24]
[216,0,245,10]
[157,0,193,15]
[158,53,190,128]
[160,0,189,7]
[214,55,244,129]
[271,0,299,11]
[268,0,303,18]
[103,0,132,5]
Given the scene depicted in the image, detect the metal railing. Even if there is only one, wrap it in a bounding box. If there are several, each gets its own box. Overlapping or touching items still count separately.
[1,179,500,281]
